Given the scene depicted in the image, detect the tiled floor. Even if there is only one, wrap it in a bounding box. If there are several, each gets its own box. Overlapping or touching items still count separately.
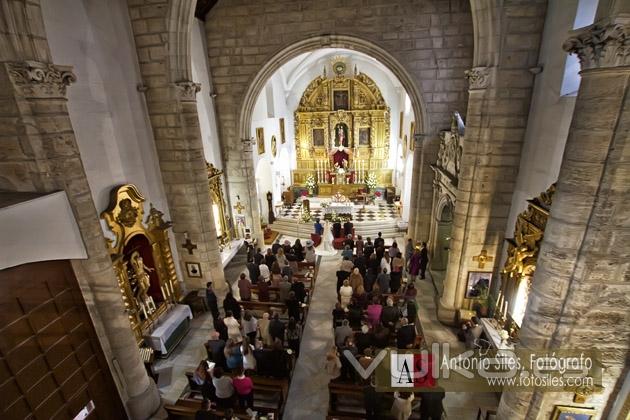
[279,201,399,222]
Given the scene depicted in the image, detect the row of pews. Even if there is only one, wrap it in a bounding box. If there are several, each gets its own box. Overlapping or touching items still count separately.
[164,259,319,419]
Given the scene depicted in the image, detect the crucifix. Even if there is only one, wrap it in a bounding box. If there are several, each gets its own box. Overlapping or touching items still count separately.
[181,235,197,255]
[472,249,493,269]
[233,199,245,214]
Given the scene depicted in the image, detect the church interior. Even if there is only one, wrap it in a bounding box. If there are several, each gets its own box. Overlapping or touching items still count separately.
[0,0,628,419]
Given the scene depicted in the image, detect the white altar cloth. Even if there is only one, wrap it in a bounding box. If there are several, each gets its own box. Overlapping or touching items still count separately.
[325,203,355,215]
[480,318,514,351]
[145,304,193,354]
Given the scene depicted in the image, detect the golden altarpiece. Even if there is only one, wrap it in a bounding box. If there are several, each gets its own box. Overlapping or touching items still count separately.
[292,60,393,196]
[207,162,233,247]
[494,183,556,338]
[101,184,182,344]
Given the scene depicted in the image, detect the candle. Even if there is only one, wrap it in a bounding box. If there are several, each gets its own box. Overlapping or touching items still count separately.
[161,285,167,300]
[503,299,509,319]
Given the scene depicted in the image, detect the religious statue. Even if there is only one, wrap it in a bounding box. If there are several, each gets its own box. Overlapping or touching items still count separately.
[334,123,349,147]
[129,251,154,307]
[332,145,350,169]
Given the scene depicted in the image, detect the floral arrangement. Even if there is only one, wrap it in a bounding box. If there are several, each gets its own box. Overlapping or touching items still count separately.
[305,174,317,192]
[300,209,313,223]
[374,191,382,198]
[300,190,308,197]
[325,211,350,223]
[499,329,510,342]
[365,172,377,191]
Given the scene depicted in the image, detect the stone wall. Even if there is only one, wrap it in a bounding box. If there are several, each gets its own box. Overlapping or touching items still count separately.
[126,0,226,291]
[438,0,548,323]
[0,1,159,418]
[202,0,475,242]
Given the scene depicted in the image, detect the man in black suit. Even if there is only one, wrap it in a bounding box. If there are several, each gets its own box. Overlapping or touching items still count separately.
[290,278,306,303]
[204,331,227,369]
[343,220,353,236]
[374,232,385,249]
[396,318,416,349]
[419,387,446,419]
[268,312,285,343]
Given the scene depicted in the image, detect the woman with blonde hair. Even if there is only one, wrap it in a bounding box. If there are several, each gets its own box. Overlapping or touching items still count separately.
[258,312,272,347]
[348,267,364,291]
[339,279,353,309]
[324,345,342,379]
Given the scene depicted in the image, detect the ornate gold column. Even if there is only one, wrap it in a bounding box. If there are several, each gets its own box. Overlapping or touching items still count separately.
[497,15,630,419]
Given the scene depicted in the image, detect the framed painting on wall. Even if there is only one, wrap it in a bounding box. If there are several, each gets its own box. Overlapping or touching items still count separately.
[256,127,265,155]
[465,271,492,299]
[333,90,349,110]
[409,121,415,151]
[399,112,404,138]
[312,128,325,147]
[271,135,277,157]
[403,135,408,158]
[550,406,596,420]
[185,262,202,278]
[279,118,286,143]
[358,128,370,146]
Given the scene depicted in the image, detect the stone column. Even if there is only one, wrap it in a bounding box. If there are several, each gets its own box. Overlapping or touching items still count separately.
[0,24,159,420]
[126,2,226,292]
[407,134,426,239]
[410,133,437,242]
[497,17,630,419]
[438,0,547,324]
[240,138,264,245]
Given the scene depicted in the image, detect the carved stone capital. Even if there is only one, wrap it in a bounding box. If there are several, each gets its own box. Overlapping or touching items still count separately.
[464,66,491,90]
[174,80,201,102]
[241,138,254,152]
[6,61,76,99]
[563,22,630,70]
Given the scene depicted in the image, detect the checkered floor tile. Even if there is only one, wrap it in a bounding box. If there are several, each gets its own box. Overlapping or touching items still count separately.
[278,202,399,222]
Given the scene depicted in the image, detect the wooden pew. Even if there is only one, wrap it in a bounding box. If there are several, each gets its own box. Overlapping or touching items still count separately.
[328,381,366,418]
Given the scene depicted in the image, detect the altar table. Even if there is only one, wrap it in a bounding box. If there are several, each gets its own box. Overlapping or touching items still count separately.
[480,318,514,351]
[145,304,193,357]
[326,203,355,215]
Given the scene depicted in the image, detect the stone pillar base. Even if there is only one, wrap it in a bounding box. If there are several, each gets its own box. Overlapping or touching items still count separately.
[127,379,161,420]
[437,300,458,326]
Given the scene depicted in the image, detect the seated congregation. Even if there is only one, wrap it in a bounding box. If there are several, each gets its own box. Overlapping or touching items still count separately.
[327,237,443,420]
[165,239,318,419]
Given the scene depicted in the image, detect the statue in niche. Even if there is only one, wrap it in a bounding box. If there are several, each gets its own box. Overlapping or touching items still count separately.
[332,145,349,169]
[334,123,349,148]
[129,251,154,307]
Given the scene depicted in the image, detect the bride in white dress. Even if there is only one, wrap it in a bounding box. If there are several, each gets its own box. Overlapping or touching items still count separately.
[317,220,337,256]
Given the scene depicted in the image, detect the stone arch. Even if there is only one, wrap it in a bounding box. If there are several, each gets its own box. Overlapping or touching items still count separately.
[437,195,454,223]
[166,0,196,83]
[238,35,429,145]
[432,194,455,270]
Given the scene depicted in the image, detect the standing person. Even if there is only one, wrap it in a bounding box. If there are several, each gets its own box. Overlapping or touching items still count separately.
[232,366,254,409]
[355,235,364,257]
[279,275,292,302]
[254,248,264,266]
[271,238,282,255]
[374,232,384,249]
[265,249,276,269]
[349,267,364,291]
[257,277,270,301]
[391,391,415,420]
[390,252,404,293]
[324,345,342,379]
[404,238,414,264]
[389,241,399,260]
[268,313,285,343]
[339,280,353,309]
[205,282,219,320]
[377,267,390,294]
[237,273,252,301]
[285,291,301,322]
[419,388,446,420]
[240,337,257,372]
[341,244,353,259]
[293,239,304,261]
[419,242,429,279]
[210,367,235,408]
[408,247,421,283]
[290,278,306,304]
[224,339,243,370]
[242,311,258,343]
[246,259,259,285]
[223,292,241,320]
[343,219,354,236]
[314,218,324,236]
[258,312,272,347]
[364,237,374,258]
[285,317,302,356]
[259,260,270,283]
[223,311,241,341]
[304,239,316,263]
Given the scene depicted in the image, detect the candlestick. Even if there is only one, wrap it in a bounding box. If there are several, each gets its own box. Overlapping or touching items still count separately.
[141,304,147,319]
[503,299,509,319]
[161,285,167,300]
